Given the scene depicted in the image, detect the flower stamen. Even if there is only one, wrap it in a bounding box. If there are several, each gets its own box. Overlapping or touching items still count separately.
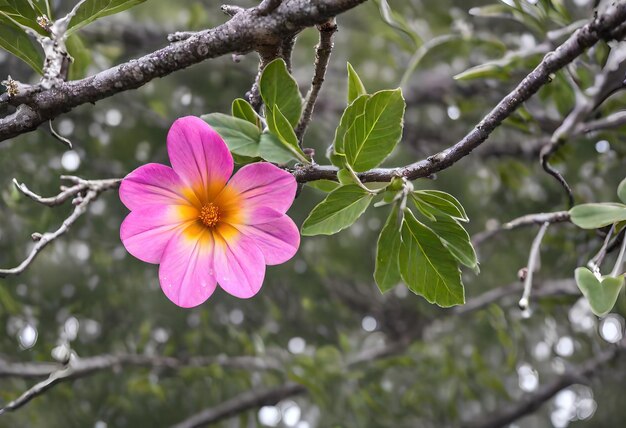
[199,203,220,227]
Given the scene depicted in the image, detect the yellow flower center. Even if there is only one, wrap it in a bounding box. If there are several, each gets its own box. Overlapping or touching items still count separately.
[199,203,220,228]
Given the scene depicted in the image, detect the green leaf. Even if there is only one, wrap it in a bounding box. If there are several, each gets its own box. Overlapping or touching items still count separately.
[618,177,626,205]
[428,216,478,271]
[68,0,147,35]
[374,206,402,292]
[307,180,340,193]
[66,34,91,80]
[375,0,421,47]
[260,58,302,127]
[232,98,261,130]
[454,63,509,81]
[344,89,405,172]
[202,113,261,158]
[301,185,373,236]
[347,62,366,104]
[258,132,294,164]
[399,210,464,307]
[412,190,468,222]
[332,94,369,163]
[569,203,626,229]
[0,0,46,34]
[337,168,358,186]
[266,106,308,163]
[30,0,51,18]
[575,267,624,317]
[0,16,43,74]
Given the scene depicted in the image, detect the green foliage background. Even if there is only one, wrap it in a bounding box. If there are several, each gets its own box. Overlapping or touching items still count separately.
[1,0,626,427]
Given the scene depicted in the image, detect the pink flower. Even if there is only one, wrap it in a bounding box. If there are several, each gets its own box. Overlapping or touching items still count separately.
[119,116,300,307]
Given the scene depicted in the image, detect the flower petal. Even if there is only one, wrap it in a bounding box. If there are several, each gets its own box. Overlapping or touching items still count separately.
[119,163,197,210]
[158,225,217,308]
[225,162,296,215]
[167,116,233,201]
[120,205,197,264]
[238,214,300,265]
[213,224,265,298]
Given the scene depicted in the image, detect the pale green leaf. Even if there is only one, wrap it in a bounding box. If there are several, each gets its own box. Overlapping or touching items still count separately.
[331,94,369,163]
[575,267,624,317]
[232,98,261,130]
[301,185,373,236]
[337,168,358,186]
[347,62,366,104]
[0,15,43,74]
[412,190,468,221]
[68,0,147,35]
[266,106,308,163]
[399,210,464,307]
[0,0,45,34]
[618,177,626,204]
[344,89,405,172]
[374,206,402,292]
[569,203,626,229]
[258,132,294,164]
[428,216,478,270]
[202,113,261,158]
[307,180,340,193]
[260,58,302,127]
[66,33,91,80]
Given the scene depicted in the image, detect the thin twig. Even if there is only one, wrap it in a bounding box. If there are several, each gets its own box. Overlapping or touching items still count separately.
[453,279,579,316]
[610,230,626,277]
[539,40,626,208]
[171,383,305,428]
[295,19,337,143]
[588,224,616,272]
[519,222,550,311]
[0,354,282,414]
[289,5,626,184]
[170,337,409,428]
[472,211,570,247]
[0,177,121,278]
[48,120,73,149]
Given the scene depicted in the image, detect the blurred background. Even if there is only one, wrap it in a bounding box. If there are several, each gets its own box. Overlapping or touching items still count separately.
[1,0,626,426]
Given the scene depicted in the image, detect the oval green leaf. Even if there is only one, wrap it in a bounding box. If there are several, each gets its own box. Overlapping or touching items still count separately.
[399,210,464,307]
[266,106,308,163]
[412,190,468,221]
[343,89,405,172]
[301,185,373,236]
[202,113,261,158]
[575,267,624,317]
[374,206,402,292]
[569,203,626,229]
[347,62,366,104]
[260,58,302,127]
[68,0,148,35]
[232,98,261,130]
[0,16,43,74]
[428,216,478,271]
[618,177,626,204]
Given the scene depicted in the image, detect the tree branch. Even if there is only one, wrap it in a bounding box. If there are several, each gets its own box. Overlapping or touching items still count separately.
[290,4,626,183]
[295,19,337,143]
[170,382,306,428]
[0,353,282,414]
[472,211,571,247]
[0,176,121,278]
[0,0,367,142]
